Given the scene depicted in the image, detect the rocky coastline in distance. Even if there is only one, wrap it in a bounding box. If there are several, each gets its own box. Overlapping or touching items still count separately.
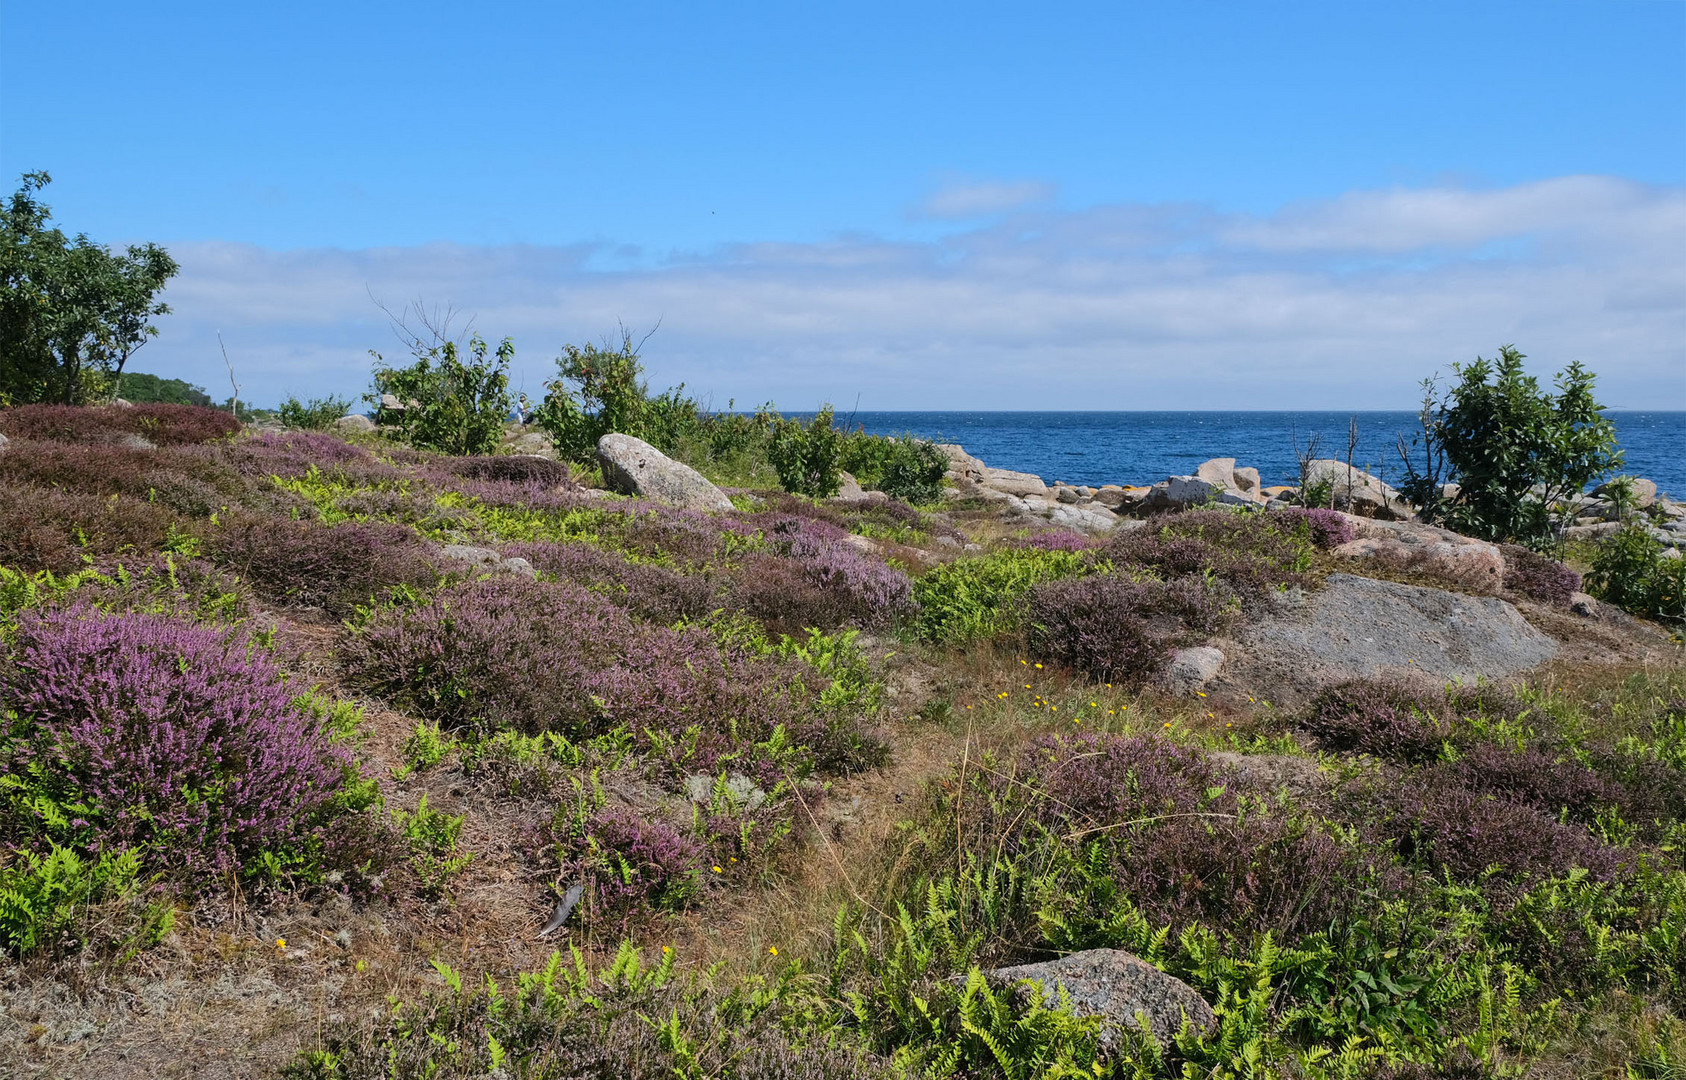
[934,441,1686,551]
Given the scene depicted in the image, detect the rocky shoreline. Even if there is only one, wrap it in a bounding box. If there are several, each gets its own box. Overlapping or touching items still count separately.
[936,441,1686,550]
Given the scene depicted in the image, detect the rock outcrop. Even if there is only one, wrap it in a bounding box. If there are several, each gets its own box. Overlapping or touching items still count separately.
[1224,574,1557,703]
[596,433,734,512]
[333,414,376,434]
[1332,517,1506,591]
[1302,460,1413,520]
[435,544,538,579]
[1162,646,1225,695]
[983,949,1215,1048]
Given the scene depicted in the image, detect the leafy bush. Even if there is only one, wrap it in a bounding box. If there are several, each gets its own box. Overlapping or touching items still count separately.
[914,547,1095,644]
[767,405,842,498]
[838,429,948,503]
[277,394,354,430]
[1024,571,1235,684]
[211,515,439,615]
[1584,522,1685,624]
[0,606,355,876]
[0,841,173,958]
[1499,544,1581,606]
[532,331,686,462]
[369,333,513,455]
[1397,346,1622,547]
[0,402,239,445]
[116,370,213,407]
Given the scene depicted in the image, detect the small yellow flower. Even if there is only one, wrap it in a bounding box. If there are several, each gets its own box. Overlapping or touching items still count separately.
[1050,705,1057,711]
[1163,722,1172,728]
[1196,691,1207,698]
[1207,712,1215,718]
[1020,659,1027,666]
[768,946,778,956]
[1034,663,1043,669]
[729,856,737,862]
[1024,684,1031,689]
[275,938,286,949]
[1089,702,1097,707]
[712,865,723,873]
[663,945,673,954]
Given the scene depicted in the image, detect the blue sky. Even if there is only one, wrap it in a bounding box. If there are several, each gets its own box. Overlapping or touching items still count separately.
[3,1,1683,409]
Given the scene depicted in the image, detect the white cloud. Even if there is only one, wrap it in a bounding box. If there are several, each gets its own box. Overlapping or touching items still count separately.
[917,177,1057,219]
[143,176,1686,411]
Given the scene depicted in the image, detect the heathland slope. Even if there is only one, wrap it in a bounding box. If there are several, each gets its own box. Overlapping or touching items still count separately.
[0,405,1681,1080]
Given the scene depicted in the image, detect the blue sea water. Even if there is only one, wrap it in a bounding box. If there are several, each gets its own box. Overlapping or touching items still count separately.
[828,412,1686,497]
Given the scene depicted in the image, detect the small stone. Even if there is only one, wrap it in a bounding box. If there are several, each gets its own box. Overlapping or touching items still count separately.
[983,949,1215,1049]
[1164,646,1225,695]
[1569,592,1599,618]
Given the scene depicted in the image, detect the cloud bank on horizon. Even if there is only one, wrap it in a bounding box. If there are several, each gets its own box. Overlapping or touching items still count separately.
[151,174,1684,412]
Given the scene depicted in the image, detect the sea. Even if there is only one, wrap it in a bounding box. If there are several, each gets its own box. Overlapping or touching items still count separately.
[824,412,1686,497]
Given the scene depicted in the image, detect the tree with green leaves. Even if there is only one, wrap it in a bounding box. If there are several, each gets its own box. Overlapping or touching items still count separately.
[0,172,179,406]
[368,333,513,456]
[1398,345,1622,548]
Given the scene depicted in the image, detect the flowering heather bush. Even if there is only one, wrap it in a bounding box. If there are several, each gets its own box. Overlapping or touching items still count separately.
[0,607,352,875]
[449,454,575,486]
[1023,571,1234,684]
[504,540,714,624]
[1018,530,1100,552]
[1108,510,1313,601]
[212,515,439,615]
[228,430,375,479]
[346,577,883,781]
[0,484,181,573]
[1275,506,1356,549]
[725,514,916,631]
[1437,742,1615,824]
[0,440,263,518]
[1500,544,1582,606]
[991,733,1370,938]
[0,403,240,445]
[1374,780,1631,886]
[1301,680,1457,763]
[578,804,704,911]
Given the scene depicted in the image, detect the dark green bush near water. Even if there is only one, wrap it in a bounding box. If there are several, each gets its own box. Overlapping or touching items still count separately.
[1585,522,1686,625]
[1397,345,1622,549]
[838,428,949,503]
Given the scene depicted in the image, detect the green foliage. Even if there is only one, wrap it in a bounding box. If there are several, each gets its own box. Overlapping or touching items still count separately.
[1401,346,1622,548]
[839,430,949,504]
[117,370,212,407]
[395,721,456,778]
[767,405,843,498]
[393,796,473,899]
[1585,523,1686,625]
[914,547,1096,644]
[369,333,513,455]
[278,394,355,430]
[0,842,173,958]
[0,172,180,406]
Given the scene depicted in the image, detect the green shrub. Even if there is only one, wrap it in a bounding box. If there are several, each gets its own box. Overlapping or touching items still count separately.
[394,796,473,899]
[0,842,173,958]
[532,330,709,462]
[1585,523,1686,624]
[913,547,1096,645]
[278,394,354,430]
[1399,346,1622,548]
[767,405,842,498]
[369,333,512,455]
[839,430,948,503]
[117,371,213,407]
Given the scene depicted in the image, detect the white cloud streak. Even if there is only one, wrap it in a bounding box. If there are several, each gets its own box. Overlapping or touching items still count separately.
[146,176,1686,411]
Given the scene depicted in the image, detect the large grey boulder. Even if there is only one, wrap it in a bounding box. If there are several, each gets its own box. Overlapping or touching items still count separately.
[981,467,1049,497]
[596,433,734,512]
[938,443,987,484]
[1148,475,1261,510]
[1162,646,1225,695]
[1303,460,1413,520]
[1226,573,1557,703]
[333,414,377,434]
[984,949,1215,1048]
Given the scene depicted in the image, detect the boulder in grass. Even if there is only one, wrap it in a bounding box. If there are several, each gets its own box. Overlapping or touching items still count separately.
[981,467,1048,497]
[1593,476,1657,509]
[1332,518,1506,592]
[0,432,8,453]
[1162,646,1224,695]
[983,949,1216,1049]
[334,414,377,434]
[596,433,734,512]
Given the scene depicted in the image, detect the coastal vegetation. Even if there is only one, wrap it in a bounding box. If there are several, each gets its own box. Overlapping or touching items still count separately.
[0,193,1681,1075]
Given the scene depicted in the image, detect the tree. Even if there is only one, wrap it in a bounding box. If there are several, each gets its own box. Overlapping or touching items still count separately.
[0,172,179,405]
[1398,345,1622,548]
[368,334,513,456]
